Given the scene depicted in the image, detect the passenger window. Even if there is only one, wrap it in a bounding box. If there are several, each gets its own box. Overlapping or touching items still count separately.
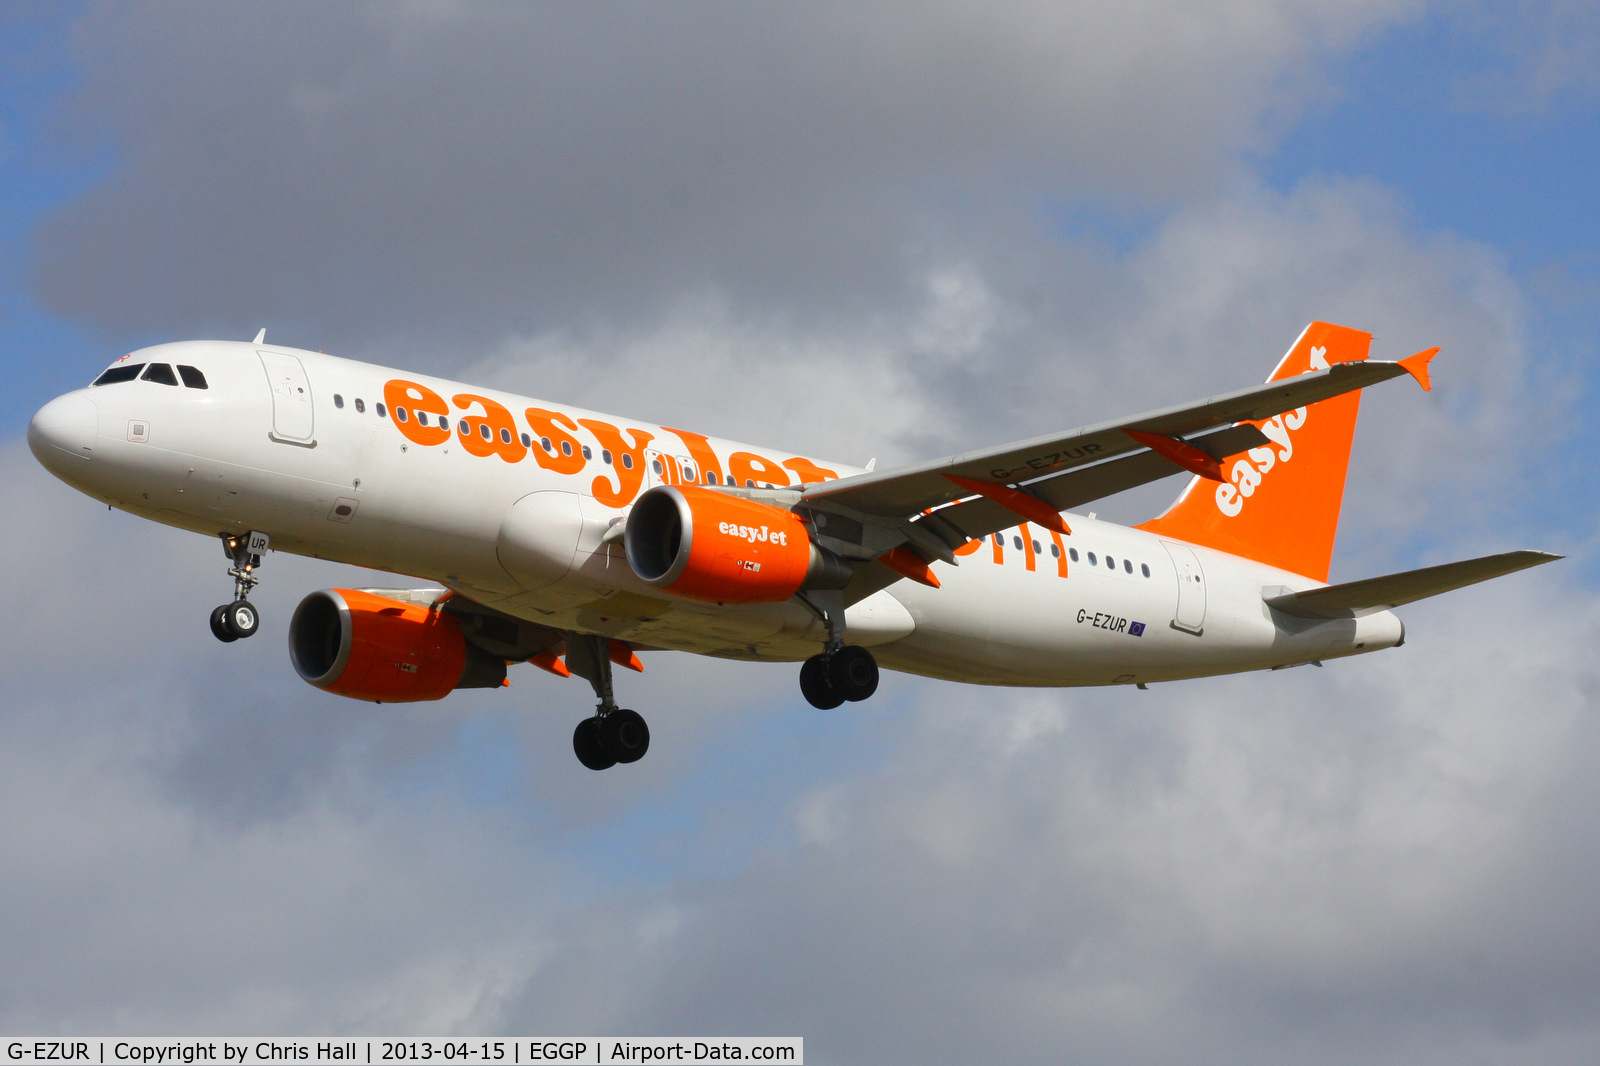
[1105,555,1115,569]
[521,433,531,448]
[745,479,755,487]
[706,471,718,484]
[416,411,429,425]
[652,459,663,475]
[140,363,179,386]
[93,364,145,385]
[1141,563,1151,577]
[376,402,387,417]
[621,453,634,469]
[1069,548,1079,562]
[396,406,410,422]
[1032,540,1042,554]
[355,398,365,413]
[582,445,593,460]
[1124,559,1133,573]
[561,440,572,456]
[1087,552,1097,565]
[1050,544,1061,558]
[541,437,553,453]
[177,365,209,389]
[1012,536,1023,551]
[602,449,613,465]
[334,393,345,409]
[501,428,513,444]
[479,423,491,441]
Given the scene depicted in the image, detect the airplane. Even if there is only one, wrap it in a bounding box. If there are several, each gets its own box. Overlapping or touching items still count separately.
[27,321,1557,770]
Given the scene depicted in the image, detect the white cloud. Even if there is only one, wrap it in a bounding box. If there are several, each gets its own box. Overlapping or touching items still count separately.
[33,0,1422,351]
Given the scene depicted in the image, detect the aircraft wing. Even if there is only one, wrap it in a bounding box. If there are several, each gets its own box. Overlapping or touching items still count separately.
[916,423,1267,545]
[1262,551,1561,619]
[797,357,1422,557]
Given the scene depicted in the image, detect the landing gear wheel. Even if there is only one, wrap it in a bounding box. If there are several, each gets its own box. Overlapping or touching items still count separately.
[602,708,651,764]
[223,599,259,639]
[573,717,617,771]
[800,654,845,709]
[828,645,879,702]
[210,604,239,643]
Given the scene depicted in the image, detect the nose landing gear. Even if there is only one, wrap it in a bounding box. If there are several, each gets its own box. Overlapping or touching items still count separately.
[210,531,269,642]
[566,633,651,770]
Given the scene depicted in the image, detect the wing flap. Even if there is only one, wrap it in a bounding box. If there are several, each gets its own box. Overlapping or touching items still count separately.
[1263,551,1561,619]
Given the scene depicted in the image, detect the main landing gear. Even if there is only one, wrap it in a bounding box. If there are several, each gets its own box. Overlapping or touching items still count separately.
[565,633,650,771]
[799,645,879,708]
[796,591,880,709]
[210,531,269,643]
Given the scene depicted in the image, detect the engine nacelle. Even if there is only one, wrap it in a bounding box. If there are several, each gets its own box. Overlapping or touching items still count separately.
[289,589,507,703]
[624,485,851,604]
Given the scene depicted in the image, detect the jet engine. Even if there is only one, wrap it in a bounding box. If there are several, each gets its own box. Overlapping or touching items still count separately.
[289,588,507,702]
[624,485,851,604]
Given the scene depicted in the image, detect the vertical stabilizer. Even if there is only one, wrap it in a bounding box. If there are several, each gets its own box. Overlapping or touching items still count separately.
[1137,322,1372,582]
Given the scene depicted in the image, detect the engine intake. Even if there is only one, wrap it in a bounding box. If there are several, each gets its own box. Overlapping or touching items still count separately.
[625,485,850,604]
[289,588,507,702]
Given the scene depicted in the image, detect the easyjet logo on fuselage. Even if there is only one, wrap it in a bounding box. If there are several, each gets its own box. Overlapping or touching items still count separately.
[379,378,839,510]
[1214,344,1329,519]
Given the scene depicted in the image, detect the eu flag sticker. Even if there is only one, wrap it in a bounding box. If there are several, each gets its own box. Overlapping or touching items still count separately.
[1128,621,1146,637]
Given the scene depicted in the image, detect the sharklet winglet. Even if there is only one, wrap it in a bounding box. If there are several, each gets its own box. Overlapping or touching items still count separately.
[1398,347,1438,391]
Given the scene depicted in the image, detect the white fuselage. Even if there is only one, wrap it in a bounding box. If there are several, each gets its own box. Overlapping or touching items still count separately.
[28,341,1403,687]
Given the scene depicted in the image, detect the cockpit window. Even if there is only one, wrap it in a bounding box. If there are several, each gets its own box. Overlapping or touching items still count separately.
[93,364,145,386]
[177,365,208,389]
[140,363,179,386]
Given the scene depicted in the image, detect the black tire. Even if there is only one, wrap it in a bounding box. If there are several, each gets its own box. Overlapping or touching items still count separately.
[573,717,617,771]
[602,708,651,764]
[829,645,879,702]
[224,599,259,639]
[800,654,845,709]
[210,604,239,643]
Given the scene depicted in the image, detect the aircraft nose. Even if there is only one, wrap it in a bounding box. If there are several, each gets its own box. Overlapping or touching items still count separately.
[28,391,99,465]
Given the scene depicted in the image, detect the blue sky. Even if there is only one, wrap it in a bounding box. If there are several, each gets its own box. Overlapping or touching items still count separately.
[4,3,1600,1059]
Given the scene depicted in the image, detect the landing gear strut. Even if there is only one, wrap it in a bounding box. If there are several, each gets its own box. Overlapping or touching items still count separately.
[566,633,650,770]
[796,590,880,709]
[210,531,268,642]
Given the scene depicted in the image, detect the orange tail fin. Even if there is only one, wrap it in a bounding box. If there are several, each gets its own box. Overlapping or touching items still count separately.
[1137,322,1372,582]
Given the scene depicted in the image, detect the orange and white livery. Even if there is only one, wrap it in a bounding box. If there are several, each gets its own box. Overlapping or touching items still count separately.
[29,322,1556,769]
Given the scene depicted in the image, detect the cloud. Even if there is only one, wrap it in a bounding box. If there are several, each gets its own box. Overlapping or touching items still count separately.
[32,0,1419,353]
[486,570,1600,1064]
[1450,0,1600,112]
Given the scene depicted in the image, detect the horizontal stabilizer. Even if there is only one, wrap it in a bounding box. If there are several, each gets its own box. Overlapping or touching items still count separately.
[1263,550,1561,618]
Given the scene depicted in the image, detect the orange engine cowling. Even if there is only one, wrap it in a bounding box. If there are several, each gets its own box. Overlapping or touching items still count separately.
[289,589,507,702]
[624,485,851,604]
